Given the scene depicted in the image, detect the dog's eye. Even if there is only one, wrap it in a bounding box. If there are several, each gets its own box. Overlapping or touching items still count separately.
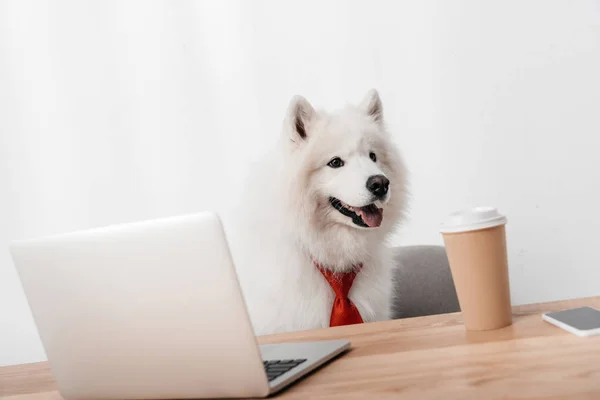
[327,157,344,168]
[369,152,377,162]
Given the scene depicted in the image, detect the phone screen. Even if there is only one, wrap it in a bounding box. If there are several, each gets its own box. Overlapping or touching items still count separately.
[545,306,600,331]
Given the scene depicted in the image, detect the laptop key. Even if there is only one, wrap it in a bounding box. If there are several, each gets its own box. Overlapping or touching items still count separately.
[267,367,294,373]
[267,370,284,375]
[275,360,307,368]
[264,358,308,381]
[277,363,300,368]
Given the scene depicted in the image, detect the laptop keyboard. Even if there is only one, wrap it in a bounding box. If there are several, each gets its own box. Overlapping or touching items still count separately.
[263,359,307,381]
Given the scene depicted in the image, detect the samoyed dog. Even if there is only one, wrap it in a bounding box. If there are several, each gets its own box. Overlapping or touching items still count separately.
[224,89,407,336]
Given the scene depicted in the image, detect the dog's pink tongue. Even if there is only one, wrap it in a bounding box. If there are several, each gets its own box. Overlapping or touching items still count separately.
[358,207,383,227]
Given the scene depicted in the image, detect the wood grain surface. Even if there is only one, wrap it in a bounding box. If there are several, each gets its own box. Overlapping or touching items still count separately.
[2,297,599,400]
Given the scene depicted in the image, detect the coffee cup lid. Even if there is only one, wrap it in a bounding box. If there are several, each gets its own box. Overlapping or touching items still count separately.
[440,207,507,233]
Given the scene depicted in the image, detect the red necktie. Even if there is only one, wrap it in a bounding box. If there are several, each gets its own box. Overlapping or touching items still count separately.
[314,261,364,327]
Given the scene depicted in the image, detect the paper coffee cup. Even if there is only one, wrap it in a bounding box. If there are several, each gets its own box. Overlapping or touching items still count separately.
[440,207,512,331]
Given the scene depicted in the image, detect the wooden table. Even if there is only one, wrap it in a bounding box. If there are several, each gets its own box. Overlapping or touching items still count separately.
[2,297,600,400]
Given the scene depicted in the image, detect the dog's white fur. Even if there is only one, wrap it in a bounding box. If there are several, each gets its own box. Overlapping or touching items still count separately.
[225,90,407,335]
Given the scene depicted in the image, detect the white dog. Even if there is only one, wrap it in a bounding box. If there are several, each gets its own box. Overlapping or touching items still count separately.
[224,89,407,336]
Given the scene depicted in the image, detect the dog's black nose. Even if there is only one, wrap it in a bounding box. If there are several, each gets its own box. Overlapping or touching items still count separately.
[366,175,390,199]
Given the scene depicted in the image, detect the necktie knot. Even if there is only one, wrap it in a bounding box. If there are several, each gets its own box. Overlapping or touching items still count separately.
[314,261,364,327]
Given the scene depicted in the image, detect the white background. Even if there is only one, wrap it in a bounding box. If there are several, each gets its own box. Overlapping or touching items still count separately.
[1,0,600,366]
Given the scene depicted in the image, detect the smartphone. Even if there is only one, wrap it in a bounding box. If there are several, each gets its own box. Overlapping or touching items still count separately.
[543,306,600,337]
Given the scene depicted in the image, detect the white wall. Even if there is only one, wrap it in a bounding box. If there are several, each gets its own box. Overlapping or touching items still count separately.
[2,0,600,366]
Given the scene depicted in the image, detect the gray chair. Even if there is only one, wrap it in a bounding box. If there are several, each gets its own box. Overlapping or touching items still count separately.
[391,245,460,319]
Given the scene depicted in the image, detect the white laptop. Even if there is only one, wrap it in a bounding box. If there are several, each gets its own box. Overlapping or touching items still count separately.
[10,212,350,399]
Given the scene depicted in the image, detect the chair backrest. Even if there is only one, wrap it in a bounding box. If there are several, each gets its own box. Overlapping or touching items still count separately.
[391,245,460,319]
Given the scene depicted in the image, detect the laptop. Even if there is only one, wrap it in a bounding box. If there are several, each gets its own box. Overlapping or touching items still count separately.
[10,212,350,399]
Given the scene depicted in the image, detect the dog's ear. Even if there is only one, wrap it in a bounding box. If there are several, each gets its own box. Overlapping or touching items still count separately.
[360,89,383,124]
[285,95,315,143]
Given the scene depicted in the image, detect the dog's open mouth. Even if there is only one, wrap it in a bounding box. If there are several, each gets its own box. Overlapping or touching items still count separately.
[329,197,383,228]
